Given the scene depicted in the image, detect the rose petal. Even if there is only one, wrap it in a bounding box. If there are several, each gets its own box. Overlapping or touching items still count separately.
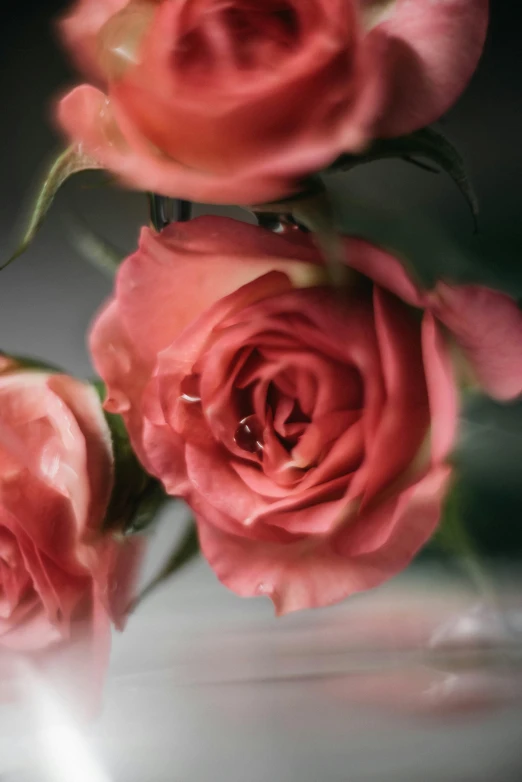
[56,0,387,205]
[55,86,313,204]
[197,465,450,614]
[367,0,489,136]
[429,282,522,401]
[344,238,425,307]
[0,604,63,651]
[421,311,459,464]
[89,300,153,470]
[48,376,113,536]
[91,533,144,630]
[359,287,430,505]
[117,219,322,362]
[0,372,91,531]
[185,439,270,527]
[140,416,190,496]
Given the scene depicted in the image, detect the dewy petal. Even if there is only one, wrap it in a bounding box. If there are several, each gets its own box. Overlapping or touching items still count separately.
[196,465,450,614]
[367,0,489,136]
[185,438,271,526]
[196,513,360,616]
[428,282,522,401]
[89,218,322,482]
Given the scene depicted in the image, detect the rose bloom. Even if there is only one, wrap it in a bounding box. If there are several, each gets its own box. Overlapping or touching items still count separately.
[57,0,488,204]
[90,217,522,614]
[0,357,138,671]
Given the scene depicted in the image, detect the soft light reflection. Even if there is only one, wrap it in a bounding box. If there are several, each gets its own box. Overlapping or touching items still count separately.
[17,661,112,782]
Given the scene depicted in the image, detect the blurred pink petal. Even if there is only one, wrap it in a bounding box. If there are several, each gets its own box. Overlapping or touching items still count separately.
[430,282,522,400]
[368,0,489,136]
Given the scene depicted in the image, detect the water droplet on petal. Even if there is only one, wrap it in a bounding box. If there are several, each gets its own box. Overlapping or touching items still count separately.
[98,2,156,79]
[106,392,130,413]
[256,582,274,596]
[179,374,201,404]
[234,415,264,455]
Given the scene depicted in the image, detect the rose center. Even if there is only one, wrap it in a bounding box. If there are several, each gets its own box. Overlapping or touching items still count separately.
[232,365,313,461]
[174,0,301,74]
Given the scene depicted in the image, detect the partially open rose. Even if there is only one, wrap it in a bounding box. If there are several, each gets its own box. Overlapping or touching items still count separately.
[89,217,522,614]
[0,358,138,663]
[57,0,488,204]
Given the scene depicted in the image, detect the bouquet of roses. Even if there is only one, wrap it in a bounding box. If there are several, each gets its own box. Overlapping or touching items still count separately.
[5,0,520,710]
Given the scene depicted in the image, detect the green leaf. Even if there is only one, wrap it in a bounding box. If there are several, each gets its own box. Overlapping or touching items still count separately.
[2,146,103,270]
[0,352,63,374]
[131,520,199,610]
[328,127,479,230]
[123,479,167,535]
[433,482,471,555]
[432,483,499,608]
[92,381,167,534]
[104,410,163,534]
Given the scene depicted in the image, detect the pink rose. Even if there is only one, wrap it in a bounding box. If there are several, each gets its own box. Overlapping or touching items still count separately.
[0,359,138,667]
[89,217,522,614]
[57,0,488,204]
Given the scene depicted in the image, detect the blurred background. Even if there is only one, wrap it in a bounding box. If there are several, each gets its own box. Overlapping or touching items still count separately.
[1,1,522,780]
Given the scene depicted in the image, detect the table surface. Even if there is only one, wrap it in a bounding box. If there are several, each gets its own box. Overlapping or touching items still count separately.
[1,503,522,782]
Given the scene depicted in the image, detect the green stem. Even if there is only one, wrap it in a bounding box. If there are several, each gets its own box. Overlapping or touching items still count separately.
[130,519,199,612]
[148,194,192,231]
[436,488,503,616]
